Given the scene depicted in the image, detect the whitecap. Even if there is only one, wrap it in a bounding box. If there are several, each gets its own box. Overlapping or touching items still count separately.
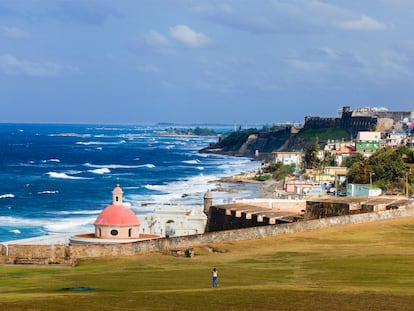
[46,172,90,180]
[37,190,59,195]
[88,168,111,175]
[43,216,95,232]
[144,184,163,191]
[0,216,46,227]
[83,163,154,169]
[76,140,126,146]
[0,194,15,199]
[182,159,201,164]
[42,159,61,163]
[9,229,21,234]
[47,210,100,216]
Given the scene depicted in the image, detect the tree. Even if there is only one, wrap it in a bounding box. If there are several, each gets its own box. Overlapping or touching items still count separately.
[347,146,410,194]
[343,153,365,168]
[347,157,371,184]
[304,144,320,169]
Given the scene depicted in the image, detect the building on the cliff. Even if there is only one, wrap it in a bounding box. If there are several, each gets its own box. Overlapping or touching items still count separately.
[272,151,302,167]
[305,106,413,138]
[383,131,408,149]
[355,131,381,154]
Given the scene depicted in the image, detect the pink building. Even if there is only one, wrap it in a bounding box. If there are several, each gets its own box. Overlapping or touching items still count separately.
[94,185,141,239]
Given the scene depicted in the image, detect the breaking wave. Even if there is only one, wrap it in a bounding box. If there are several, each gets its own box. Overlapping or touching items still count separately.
[0,194,14,199]
[46,172,90,180]
[88,168,111,174]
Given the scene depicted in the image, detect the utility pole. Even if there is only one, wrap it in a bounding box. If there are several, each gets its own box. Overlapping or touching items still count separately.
[406,171,410,198]
[369,172,375,188]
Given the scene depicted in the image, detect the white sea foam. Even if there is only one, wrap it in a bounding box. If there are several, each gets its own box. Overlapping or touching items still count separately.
[49,133,91,138]
[76,140,125,145]
[140,173,220,205]
[37,190,59,195]
[88,168,111,174]
[0,215,95,235]
[84,163,154,169]
[43,216,95,233]
[46,172,90,180]
[182,159,200,164]
[48,210,100,216]
[134,156,261,207]
[0,194,15,199]
[0,216,48,227]
[42,158,61,163]
[9,229,21,234]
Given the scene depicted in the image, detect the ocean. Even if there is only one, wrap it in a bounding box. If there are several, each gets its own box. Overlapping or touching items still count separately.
[0,123,261,242]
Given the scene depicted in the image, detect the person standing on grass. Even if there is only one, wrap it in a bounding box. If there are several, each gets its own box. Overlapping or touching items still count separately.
[212,268,218,288]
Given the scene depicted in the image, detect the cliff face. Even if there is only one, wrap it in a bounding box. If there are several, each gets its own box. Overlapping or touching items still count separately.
[200,125,350,159]
[200,127,294,158]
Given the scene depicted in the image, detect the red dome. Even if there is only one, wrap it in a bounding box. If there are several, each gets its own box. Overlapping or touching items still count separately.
[94,204,140,226]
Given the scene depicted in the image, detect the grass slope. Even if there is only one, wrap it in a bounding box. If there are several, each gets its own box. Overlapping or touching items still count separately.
[2,218,414,310]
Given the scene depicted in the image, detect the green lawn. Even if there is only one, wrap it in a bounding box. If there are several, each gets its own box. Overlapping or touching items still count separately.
[2,218,414,310]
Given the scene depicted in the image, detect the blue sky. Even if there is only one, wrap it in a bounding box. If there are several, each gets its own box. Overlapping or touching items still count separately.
[0,0,413,125]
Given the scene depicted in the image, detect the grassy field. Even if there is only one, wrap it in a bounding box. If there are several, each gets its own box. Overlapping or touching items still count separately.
[2,218,414,310]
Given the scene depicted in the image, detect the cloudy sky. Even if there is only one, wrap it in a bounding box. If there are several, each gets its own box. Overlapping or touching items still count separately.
[1,0,413,125]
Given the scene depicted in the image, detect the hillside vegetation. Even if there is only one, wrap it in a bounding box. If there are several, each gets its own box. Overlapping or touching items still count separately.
[202,126,350,158]
[1,217,414,310]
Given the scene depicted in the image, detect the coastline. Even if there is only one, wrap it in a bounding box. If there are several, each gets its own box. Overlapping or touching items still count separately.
[213,171,281,199]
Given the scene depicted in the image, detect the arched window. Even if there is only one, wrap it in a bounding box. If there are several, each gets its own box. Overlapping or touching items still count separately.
[128,228,132,237]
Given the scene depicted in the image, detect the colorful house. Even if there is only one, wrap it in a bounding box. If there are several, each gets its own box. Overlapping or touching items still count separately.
[272,151,302,167]
[355,131,381,154]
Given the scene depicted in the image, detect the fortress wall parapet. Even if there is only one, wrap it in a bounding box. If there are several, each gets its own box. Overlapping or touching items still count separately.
[2,206,414,264]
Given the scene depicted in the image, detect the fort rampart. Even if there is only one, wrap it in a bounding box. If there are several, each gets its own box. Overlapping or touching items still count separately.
[1,206,414,265]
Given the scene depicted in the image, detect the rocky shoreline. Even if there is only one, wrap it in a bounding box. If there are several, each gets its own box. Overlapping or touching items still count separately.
[211,171,282,199]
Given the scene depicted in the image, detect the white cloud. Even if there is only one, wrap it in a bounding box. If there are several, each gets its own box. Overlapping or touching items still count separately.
[0,54,71,77]
[169,24,210,48]
[317,47,365,68]
[144,31,170,47]
[0,25,30,38]
[337,15,387,30]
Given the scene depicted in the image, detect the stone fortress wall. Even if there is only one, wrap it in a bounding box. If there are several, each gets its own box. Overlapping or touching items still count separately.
[2,204,414,265]
[304,106,412,137]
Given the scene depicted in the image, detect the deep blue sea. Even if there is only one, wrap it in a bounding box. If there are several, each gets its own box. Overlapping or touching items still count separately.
[0,124,260,242]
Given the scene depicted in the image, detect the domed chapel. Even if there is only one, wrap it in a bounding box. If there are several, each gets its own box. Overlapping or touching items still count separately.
[94,184,140,239]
